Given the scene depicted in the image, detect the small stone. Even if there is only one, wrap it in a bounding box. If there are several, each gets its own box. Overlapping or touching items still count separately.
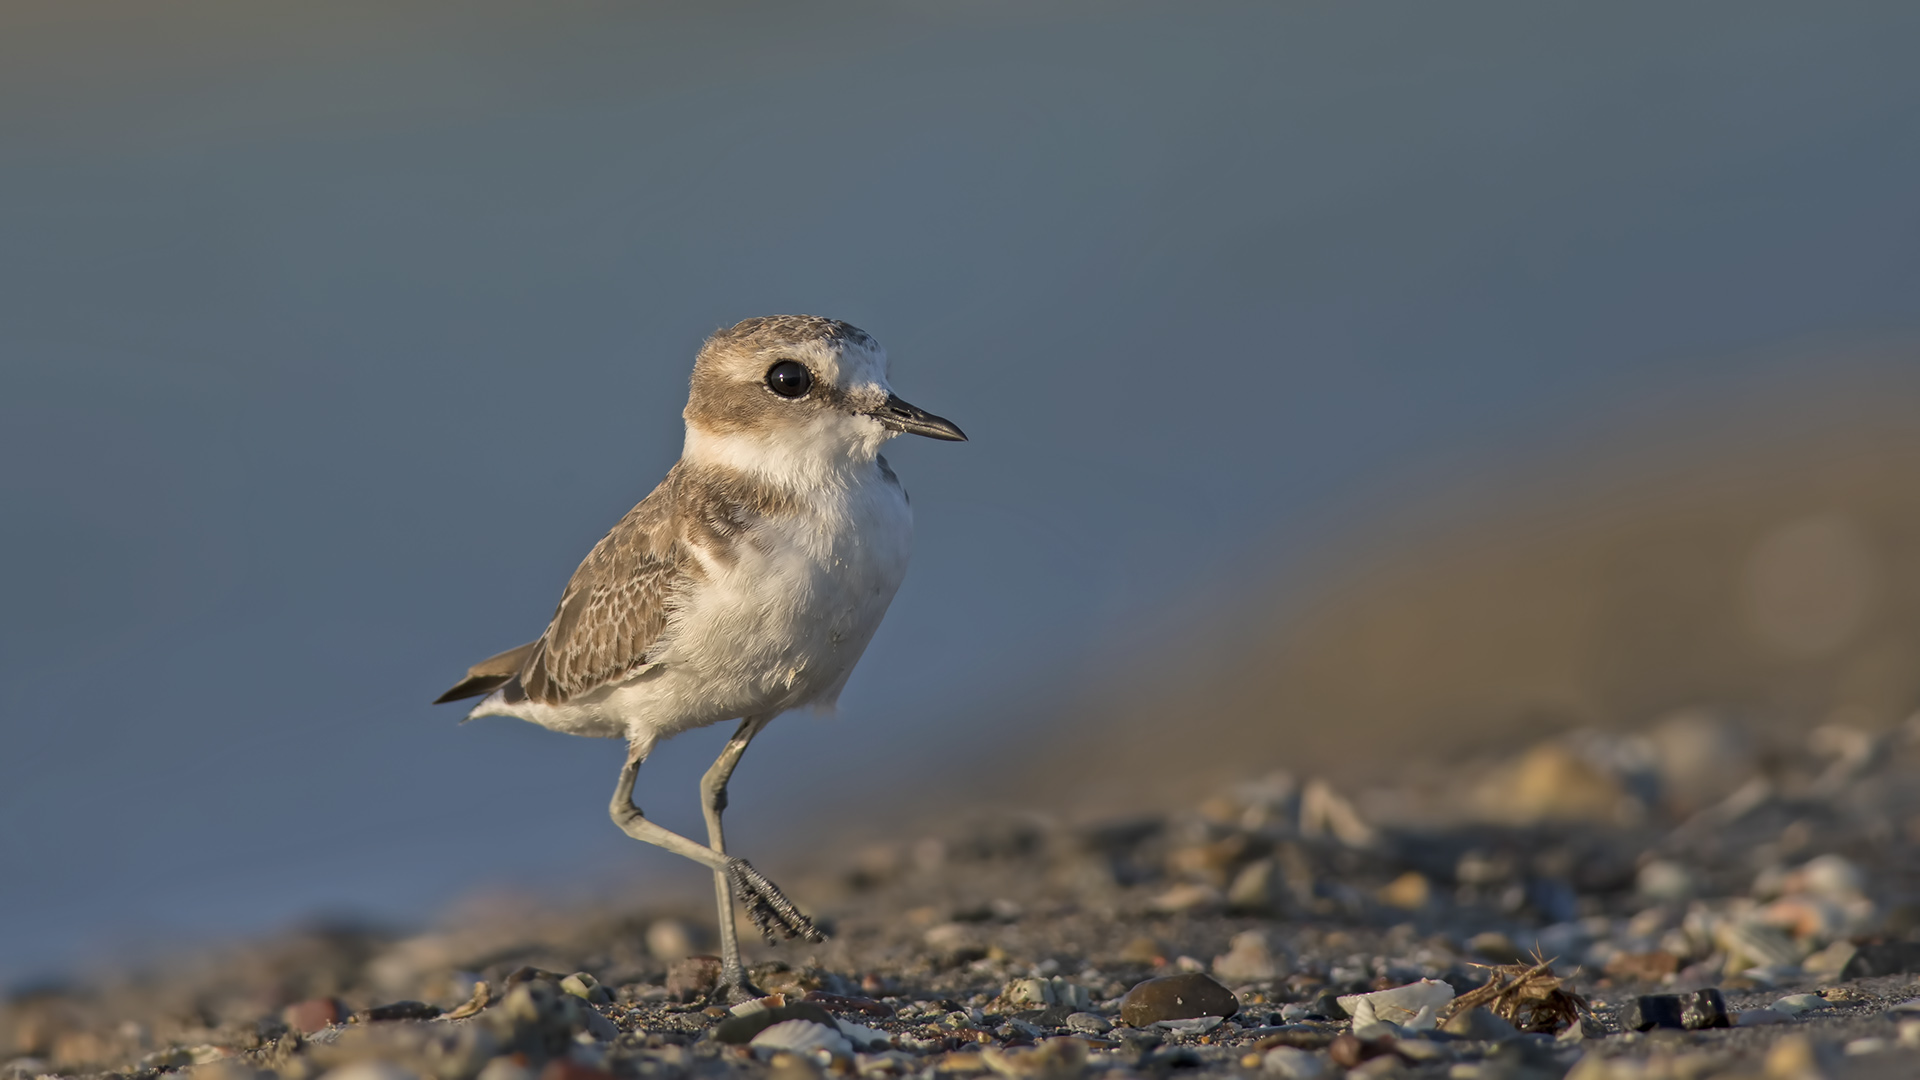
[283,998,348,1034]
[1228,859,1281,915]
[1304,989,1346,1020]
[1772,994,1825,1016]
[1622,995,1685,1031]
[1065,1013,1109,1035]
[1378,872,1430,910]
[1213,930,1282,982]
[1840,941,1920,978]
[1680,988,1730,1030]
[665,956,723,1002]
[1440,1008,1518,1041]
[559,974,613,1006]
[1393,1039,1449,1063]
[353,1001,441,1023]
[1119,973,1238,1026]
[1004,979,1051,1007]
[1636,861,1699,902]
[1262,1046,1329,1079]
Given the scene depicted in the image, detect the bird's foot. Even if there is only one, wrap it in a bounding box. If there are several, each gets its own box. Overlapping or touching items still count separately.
[705,978,764,1007]
[726,858,825,944]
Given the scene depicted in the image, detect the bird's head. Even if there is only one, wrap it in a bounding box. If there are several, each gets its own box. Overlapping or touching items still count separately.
[682,315,965,484]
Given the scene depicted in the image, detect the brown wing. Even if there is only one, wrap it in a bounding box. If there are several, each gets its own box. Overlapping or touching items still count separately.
[512,474,689,706]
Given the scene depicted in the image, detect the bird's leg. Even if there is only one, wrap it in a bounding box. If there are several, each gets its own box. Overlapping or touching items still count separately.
[700,716,773,1001]
[607,739,821,997]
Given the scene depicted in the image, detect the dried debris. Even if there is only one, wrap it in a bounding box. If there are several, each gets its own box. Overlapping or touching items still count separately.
[1442,954,1589,1034]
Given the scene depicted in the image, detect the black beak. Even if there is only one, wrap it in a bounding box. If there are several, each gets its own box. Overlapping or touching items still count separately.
[871,393,967,442]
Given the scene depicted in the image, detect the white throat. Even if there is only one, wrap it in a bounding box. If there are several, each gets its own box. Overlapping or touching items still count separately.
[681,416,892,490]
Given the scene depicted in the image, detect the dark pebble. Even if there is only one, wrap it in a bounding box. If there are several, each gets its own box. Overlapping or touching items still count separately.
[354,1001,441,1023]
[505,966,567,987]
[1842,942,1920,979]
[1119,973,1239,1026]
[1681,988,1730,1030]
[1623,994,1686,1031]
[1305,988,1348,1020]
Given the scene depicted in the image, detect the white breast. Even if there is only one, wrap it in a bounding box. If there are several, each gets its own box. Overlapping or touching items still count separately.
[603,462,913,745]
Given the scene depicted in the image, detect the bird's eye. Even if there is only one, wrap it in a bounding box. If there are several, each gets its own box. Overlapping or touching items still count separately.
[766,360,813,398]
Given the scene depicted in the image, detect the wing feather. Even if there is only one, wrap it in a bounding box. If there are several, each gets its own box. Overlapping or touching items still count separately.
[516,473,688,705]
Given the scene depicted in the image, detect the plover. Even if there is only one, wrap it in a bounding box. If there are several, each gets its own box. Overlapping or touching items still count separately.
[434,315,965,999]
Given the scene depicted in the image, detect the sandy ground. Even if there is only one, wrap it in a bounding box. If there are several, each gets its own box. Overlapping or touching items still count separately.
[7,707,1920,1080]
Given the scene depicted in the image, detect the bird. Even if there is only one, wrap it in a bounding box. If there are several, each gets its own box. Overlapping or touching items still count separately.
[433,315,965,1000]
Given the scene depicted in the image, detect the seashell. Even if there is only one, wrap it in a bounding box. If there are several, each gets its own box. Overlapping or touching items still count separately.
[833,1020,892,1051]
[749,1019,852,1058]
[1338,979,1454,1028]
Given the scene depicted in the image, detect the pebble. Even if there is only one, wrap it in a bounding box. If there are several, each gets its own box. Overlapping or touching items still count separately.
[1064,1013,1110,1034]
[1680,988,1730,1030]
[353,1001,440,1023]
[558,974,612,1006]
[664,956,722,1002]
[1262,1046,1329,1079]
[283,999,348,1034]
[1212,930,1282,982]
[1118,973,1238,1026]
[1621,995,1685,1031]
[1441,1008,1518,1042]
[1771,994,1825,1017]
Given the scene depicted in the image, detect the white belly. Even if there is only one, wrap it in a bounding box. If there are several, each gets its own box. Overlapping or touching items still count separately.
[488,468,913,748]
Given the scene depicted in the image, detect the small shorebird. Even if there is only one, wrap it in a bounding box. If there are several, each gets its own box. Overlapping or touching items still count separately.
[434,315,965,999]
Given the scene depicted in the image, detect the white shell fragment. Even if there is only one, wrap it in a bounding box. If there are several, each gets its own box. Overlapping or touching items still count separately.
[1152,1016,1224,1035]
[749,1019,853,1058]
[834,1020,893,1051]
[1338,979,1454,1030]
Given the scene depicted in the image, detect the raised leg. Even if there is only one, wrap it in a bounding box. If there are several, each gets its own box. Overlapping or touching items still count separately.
[607,738,821,998]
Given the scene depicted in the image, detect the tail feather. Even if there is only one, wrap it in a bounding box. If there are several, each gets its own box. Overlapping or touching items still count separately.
[433,641,537,704]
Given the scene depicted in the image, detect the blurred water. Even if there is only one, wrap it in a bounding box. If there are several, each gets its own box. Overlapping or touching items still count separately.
[4,1,1920,984]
